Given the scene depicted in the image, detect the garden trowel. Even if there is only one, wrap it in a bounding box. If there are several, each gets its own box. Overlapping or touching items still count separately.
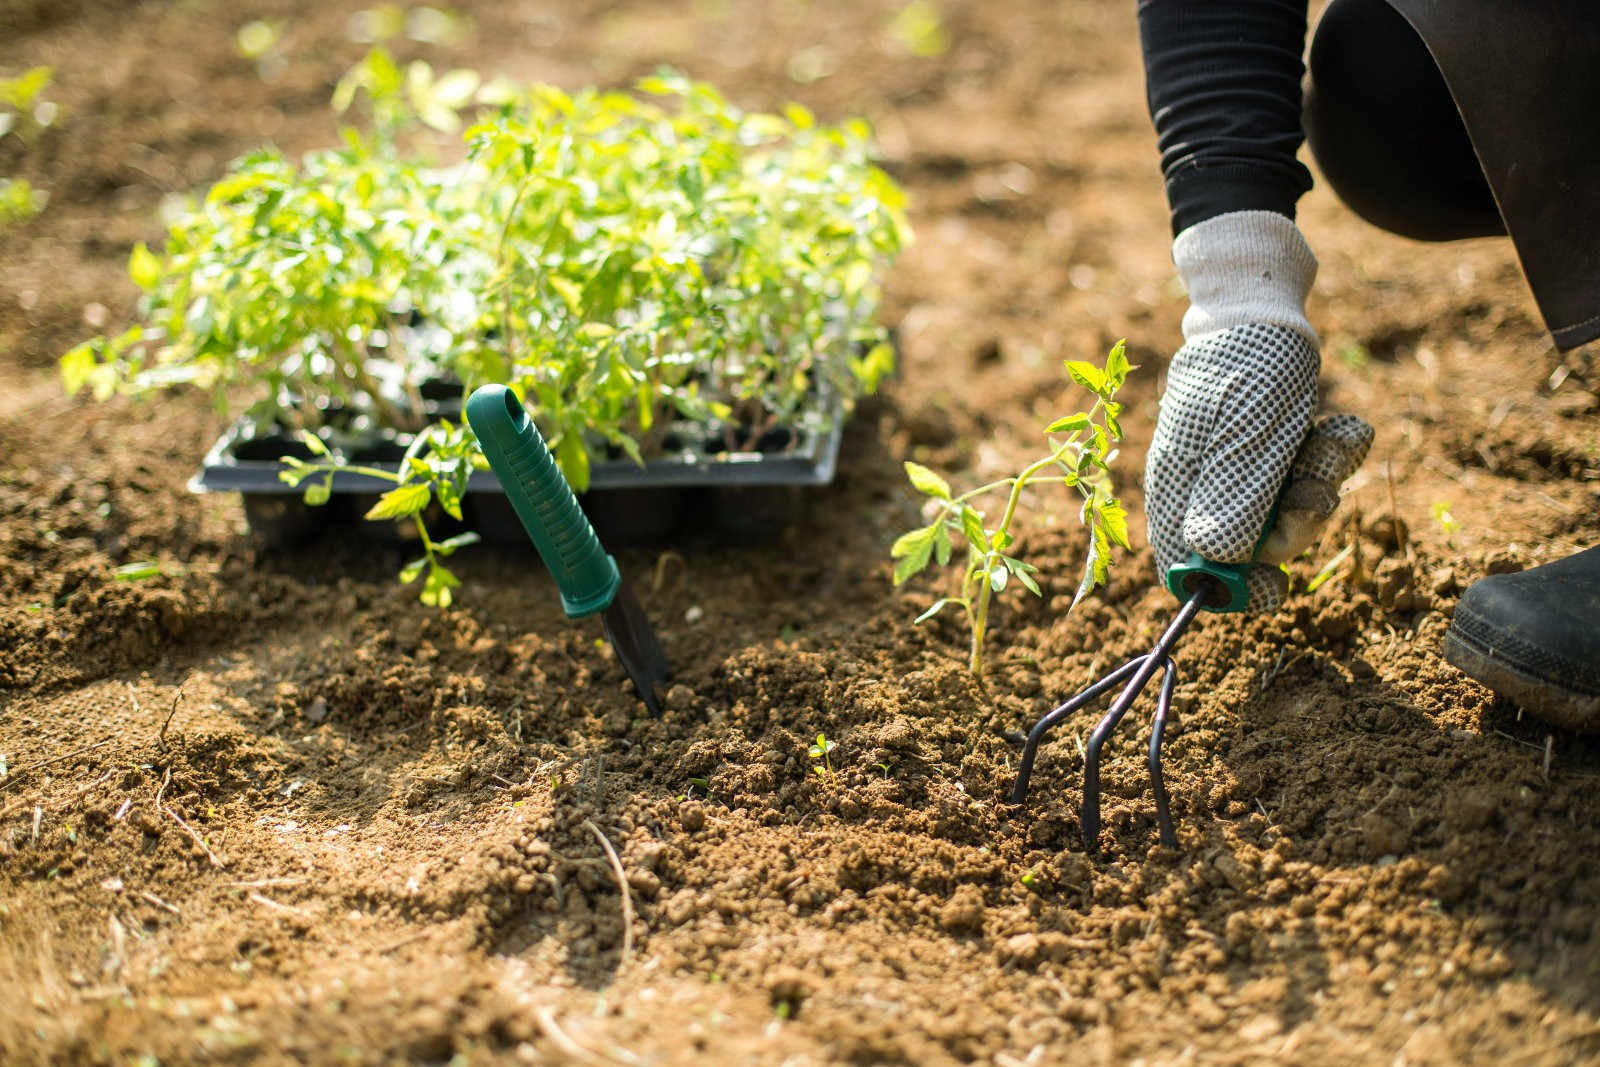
[465,384,670,714]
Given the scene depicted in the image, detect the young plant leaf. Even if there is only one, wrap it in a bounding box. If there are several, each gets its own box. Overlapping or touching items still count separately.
[1104,339,1132,390]
[1064,360,1107,395]
[987,562,1008,593]
[892,531,935,586]
[299,429,331,457]
[960,506,987,551]
[913,597,958,624]
[114,560,163,582]
[420,560,461,607]
[304,473,333,507]
[365,482,430,521]
[433,531,482,557]
[891,524,936,559]
[1046,412,1089,434]
[904,461,951,500]
[128,242,161,291]
[1097,497,1131,550]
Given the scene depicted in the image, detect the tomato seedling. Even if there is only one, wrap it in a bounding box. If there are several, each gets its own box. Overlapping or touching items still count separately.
[809,732,837,785]
[891,341,1135,677]
[60,51,908,604]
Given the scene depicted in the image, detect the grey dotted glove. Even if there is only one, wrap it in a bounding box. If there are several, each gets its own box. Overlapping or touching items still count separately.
[1145,212,1374,612]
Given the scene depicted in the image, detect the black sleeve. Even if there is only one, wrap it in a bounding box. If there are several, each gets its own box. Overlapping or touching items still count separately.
[1138,0,1314,236]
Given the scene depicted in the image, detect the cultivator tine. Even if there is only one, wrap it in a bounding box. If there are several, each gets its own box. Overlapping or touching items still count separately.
[1010,656,1148,806]
[1147,659,1180,848]
[1010,583,1210,851]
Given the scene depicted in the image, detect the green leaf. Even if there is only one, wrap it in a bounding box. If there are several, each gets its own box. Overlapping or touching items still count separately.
[128,242,161,291]
[1104,339,1132,391]
[298,429,330,457]
[1305,543,1355,594]
[960,506,987,550]
[435,476,464,521]
[933,521,952,566]
[903,461,950,500]
[1045,412,1089,434]
[364,482,430,521]
[1072,523,1112,609]
[891,524,935,559]
[420,560,461,607]
[1103,402,1124,441]
[555,432,591,494]
[399,557,427,584]
[548,275,584,315]
[913,597,958,624]
[433,531,482,557]
[850,341,895,393]
[58,343,96,396]
[1096,497,1131,550]
[987,563,1008,593]
[114,560,162,582]
[1064,360,1107,395]
[1013,565,1042,597]
[303,474,332,507]
[892,531,935,586]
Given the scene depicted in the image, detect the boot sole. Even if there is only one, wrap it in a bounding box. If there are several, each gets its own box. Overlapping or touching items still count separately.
[1442,627,1600,732]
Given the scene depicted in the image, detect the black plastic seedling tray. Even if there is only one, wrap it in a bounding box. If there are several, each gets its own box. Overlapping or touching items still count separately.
[189,390,847,547]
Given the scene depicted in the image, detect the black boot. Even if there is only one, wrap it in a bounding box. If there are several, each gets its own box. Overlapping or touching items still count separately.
[1442,545,1600,730]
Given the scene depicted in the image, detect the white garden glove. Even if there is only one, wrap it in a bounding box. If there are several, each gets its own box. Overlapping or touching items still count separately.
[1145,211,1374,612]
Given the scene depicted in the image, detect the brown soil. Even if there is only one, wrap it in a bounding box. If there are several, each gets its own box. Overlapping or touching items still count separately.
[4,2,1600,1064]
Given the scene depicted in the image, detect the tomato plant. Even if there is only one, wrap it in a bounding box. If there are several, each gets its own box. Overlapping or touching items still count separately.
[892,342,1134,677]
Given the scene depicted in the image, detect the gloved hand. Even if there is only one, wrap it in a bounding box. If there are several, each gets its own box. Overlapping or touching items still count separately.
[1145,211,1374,611]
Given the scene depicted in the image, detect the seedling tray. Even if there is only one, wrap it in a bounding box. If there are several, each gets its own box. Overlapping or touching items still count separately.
[189,391,847,547]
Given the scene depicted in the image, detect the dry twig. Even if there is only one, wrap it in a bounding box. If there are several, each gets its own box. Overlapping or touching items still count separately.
[532,1005,613,1067]
[583,819,635,966]
[139,890,179,915]
[249,891,307,917]
[158,687,185,749]
[164,805,226,868]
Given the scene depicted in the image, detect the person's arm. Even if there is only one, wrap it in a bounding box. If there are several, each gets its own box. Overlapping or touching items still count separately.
[1138,0,1313,234]
[1136,1,1372,611]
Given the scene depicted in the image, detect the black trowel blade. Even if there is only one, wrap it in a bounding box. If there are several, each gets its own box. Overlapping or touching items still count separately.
[601,579,671,715]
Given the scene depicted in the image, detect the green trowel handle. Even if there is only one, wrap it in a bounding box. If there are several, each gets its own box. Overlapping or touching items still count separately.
[465,384,619,620]
[1163,487,1288,615]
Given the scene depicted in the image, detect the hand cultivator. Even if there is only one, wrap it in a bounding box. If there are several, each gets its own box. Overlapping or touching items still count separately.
[1010,555,1254,851]
[466,385,671,714]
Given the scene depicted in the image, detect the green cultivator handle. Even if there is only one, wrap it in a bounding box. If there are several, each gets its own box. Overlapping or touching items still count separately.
[1164,554,1252,613]
[1163,492,1286,614]
[464,385,620,619]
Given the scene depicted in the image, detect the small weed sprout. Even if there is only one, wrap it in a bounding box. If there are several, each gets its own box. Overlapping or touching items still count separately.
[892,341,1135,677]
[809,733,836,785]
[1431,500,1462,535]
